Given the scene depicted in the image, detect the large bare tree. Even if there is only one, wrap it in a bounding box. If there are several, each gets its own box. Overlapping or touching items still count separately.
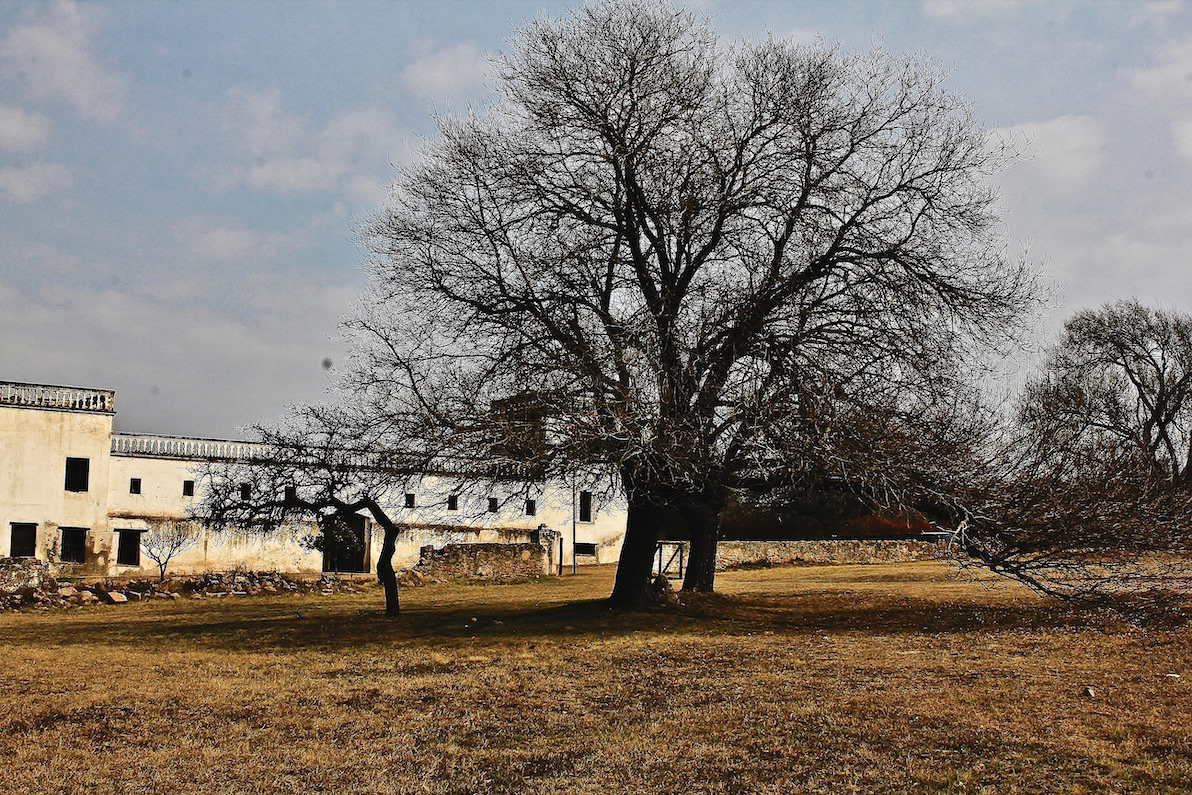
[351,0,1040,606]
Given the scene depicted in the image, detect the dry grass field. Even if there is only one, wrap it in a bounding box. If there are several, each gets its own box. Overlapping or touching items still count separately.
[1,562,1190,794]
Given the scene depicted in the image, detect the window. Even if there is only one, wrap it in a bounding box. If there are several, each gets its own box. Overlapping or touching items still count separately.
[64,457,89,492]
[284,485,297,504]
[447,494,459,511]
[487,497,499,513]
[182,480,195,497]
[60,527,86,564]
[116,530,141,566]
[525,499,537,517]
[9,523,36,558]
[239,484,251,501]
[129,477,142,495]
[579,490,593,523]
[404,493,416,509]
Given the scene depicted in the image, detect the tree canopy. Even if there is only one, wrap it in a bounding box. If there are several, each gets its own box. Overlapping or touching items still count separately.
[352,0,1040,605]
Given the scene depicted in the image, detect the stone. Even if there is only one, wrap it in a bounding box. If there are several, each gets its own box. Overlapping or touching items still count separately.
[0,558,48,593]
[57,586,78,598]
[1082,686,1096,698]
[78,590,97,604]
[104,592,128,604]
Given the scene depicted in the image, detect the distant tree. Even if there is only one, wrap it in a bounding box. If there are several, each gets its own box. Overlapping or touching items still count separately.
[945,301,1192,602]
[140,519,199,582]
[352,0,1040,606]
[1021,301,1192,482]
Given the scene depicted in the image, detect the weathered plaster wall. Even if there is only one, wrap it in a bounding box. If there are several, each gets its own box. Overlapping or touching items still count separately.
[3,391,630,578]
[0,404,114,569]
[107,455,198,521]
[381,475,627,567]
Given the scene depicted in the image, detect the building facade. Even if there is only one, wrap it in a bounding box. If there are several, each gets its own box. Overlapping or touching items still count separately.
[1,380,626,578]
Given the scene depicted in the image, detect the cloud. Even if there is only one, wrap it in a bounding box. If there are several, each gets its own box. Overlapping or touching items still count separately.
[1131,1,1185,31]
[0,103,49,151]
[399,41,488,101]
[921,0,1020,20]
[0,160,71,202]
[172,217,310,266]
[995,115,1108,202]
[216,87,407,206]
[1027,193,1192,316]
[1130,36,1192,165]
[0,275,358,437]
[0,1,126,122]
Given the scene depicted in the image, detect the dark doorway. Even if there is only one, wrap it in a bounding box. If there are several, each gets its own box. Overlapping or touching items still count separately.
[10,523,36,558]
[321,513,369,574]
[60,527,87,563]
[116,530,141,566]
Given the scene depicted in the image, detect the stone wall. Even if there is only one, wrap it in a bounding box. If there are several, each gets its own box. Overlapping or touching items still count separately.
[715,539,946,570]
[414,542,552,580]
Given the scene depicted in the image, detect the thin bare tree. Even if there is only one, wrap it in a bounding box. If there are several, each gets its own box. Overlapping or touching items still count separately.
[191,403,422,616]
[140,519,199,582]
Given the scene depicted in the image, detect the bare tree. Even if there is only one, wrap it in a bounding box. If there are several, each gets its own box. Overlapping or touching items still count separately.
[140,519,199,582]
[352,0,1041,606]
[191,403,423,616]
[1021,300,1192,482]
[940,302,1192,602]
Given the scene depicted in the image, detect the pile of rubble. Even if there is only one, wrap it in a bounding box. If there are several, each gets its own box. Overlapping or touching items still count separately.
[0,558,373,611]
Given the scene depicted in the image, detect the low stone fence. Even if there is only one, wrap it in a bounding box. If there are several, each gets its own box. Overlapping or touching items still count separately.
[716,540,947,570]
[415,543,552,580]
[0,558,369,611]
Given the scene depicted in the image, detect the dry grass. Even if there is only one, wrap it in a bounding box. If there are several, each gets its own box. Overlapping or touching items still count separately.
[1,562,1189,794]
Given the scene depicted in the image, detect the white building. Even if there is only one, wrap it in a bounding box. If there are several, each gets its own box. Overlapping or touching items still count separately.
[1,380,626,578]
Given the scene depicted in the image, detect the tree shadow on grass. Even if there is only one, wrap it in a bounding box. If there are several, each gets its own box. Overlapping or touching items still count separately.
[0,586,1148,655]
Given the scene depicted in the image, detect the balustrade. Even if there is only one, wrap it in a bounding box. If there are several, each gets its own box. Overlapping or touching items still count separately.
[0,381,114,413]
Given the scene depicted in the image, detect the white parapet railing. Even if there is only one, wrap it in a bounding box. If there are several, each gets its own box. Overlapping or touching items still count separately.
[0,380,115,414]
[111,432,264,461]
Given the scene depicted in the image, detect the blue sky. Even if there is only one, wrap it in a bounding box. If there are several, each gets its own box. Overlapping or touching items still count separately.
[1,0,1190,437]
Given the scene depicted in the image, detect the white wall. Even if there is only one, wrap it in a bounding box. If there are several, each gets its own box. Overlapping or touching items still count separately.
[0,403,114,565]
[2,391,627,577]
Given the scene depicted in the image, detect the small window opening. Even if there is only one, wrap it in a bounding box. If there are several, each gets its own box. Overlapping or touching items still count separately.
[116,530,141,566]
[60,527,86,564]
[182,480,195,497]
[64,457,89,492]
[579,490,593,523]
[9,523,36,558]
[404,493,416,509]
[487,497,499,513]
[239,484,252,501]
[525,499,536,516]
[447,494,459,511]
[129,477,142,495]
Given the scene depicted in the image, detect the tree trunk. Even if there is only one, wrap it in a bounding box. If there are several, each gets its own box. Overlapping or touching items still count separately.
[376,523,401,616]
[609,495,665,608]
[681,500,721,592]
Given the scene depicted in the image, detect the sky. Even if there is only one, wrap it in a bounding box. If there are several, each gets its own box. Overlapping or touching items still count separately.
[1,0,1190,438]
